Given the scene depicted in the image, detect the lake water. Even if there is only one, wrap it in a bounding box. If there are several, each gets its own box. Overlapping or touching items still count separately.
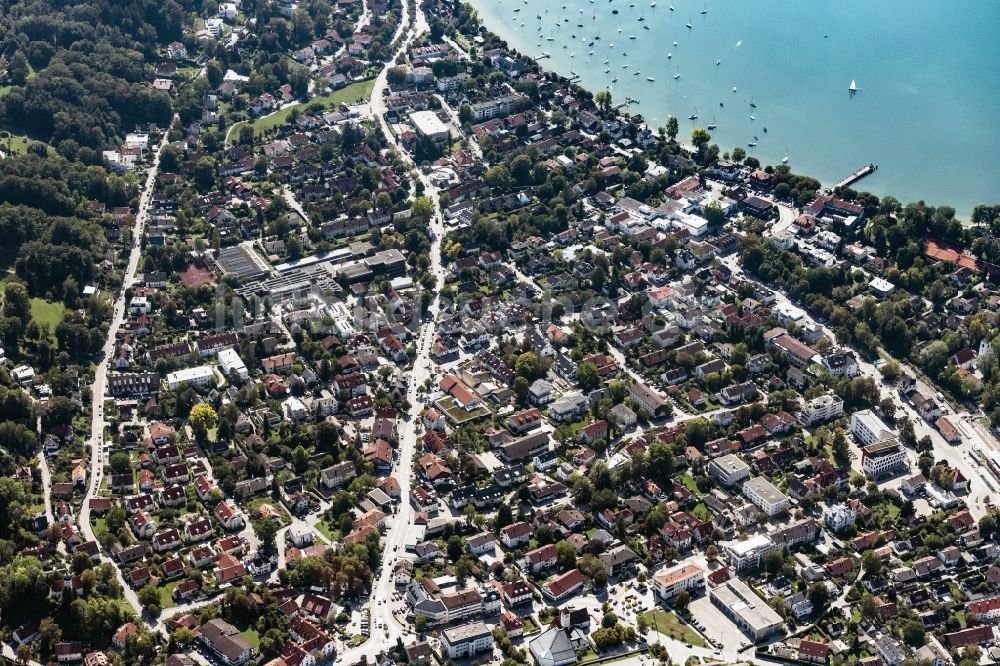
[468,0,1000,216]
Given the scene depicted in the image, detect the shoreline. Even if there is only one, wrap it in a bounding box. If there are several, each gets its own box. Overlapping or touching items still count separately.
[465,0,999,220]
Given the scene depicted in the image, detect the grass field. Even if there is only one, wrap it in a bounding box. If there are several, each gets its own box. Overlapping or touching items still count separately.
[0,133,44,156]
[690,502,713,522]
[639,610,707,648]
[679,474,702,495]
[158,580,180,609]
[315,520,340,543]
[230,79,376,142]
[239,626,260,648]
[0,278,66,335]
[30,298,65,331]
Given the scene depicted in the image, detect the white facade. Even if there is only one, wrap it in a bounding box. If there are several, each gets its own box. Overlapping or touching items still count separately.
[217,348,248,380]
[166,366,214,390]
[284,396,308,421]
[708,454,751,486]
[742,477,790,516]
[723,534,777,571]
[653,563,705,601]
[441,622,493,659]
[851,409,895,447]
[205,18,223,37]
[798,394,844,427]
[410,110,449,142]
[823,503,855,532]
[862,441,908,479]
[129,296,152,314]
[12,364,34,384]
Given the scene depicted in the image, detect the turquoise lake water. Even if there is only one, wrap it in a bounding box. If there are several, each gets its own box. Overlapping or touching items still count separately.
[468,0,1000,216]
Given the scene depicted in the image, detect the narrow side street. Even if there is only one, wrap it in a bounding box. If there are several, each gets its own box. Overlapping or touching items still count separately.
[78,120,177,629]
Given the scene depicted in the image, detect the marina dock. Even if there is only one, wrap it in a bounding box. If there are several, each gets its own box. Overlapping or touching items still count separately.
[613,96,640,109]
[834,163,878,190]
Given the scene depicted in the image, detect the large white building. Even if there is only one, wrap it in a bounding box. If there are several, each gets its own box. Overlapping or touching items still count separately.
[217,348,248,381]
[798,394,844,427]
[742,477,790,516]
[708,454,751,486]
[205,17,223,37]
[410,110,449,142]
[166,366,214,390]
[723,534,777,571]
[470,94,522,121]
[441,622,493,659]
[653,563,705,602]
[710,578,784,641]
[861,440,908,479]
[851,409,896,447]
[665,211,709,237]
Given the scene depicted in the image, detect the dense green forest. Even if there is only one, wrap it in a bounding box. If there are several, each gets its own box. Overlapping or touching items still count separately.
[0,153,133,295]
[0,0,189,155]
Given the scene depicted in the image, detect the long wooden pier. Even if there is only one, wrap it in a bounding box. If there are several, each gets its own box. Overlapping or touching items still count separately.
[834,163,878,190]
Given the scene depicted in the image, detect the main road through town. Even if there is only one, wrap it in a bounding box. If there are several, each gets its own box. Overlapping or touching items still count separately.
[337,1,449,661]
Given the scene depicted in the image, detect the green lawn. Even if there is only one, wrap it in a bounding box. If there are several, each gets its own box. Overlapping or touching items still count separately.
[111,596,137,617]
[30,297,65,332]
[158,580,180,609]
[0,133,30,155]
[679,474,701,495]
[235,622,260,648]
[315,520,340,543]
[639,610,707,648]
[233,79,376,140]
[690,502,713,522]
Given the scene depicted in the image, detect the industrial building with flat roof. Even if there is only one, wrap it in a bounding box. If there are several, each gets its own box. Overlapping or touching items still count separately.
[709,578,784,641]
[410,110,449,142]
[212,244,270,282]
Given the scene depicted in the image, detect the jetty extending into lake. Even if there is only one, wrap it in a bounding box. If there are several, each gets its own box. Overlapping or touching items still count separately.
[834,163,878,190]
